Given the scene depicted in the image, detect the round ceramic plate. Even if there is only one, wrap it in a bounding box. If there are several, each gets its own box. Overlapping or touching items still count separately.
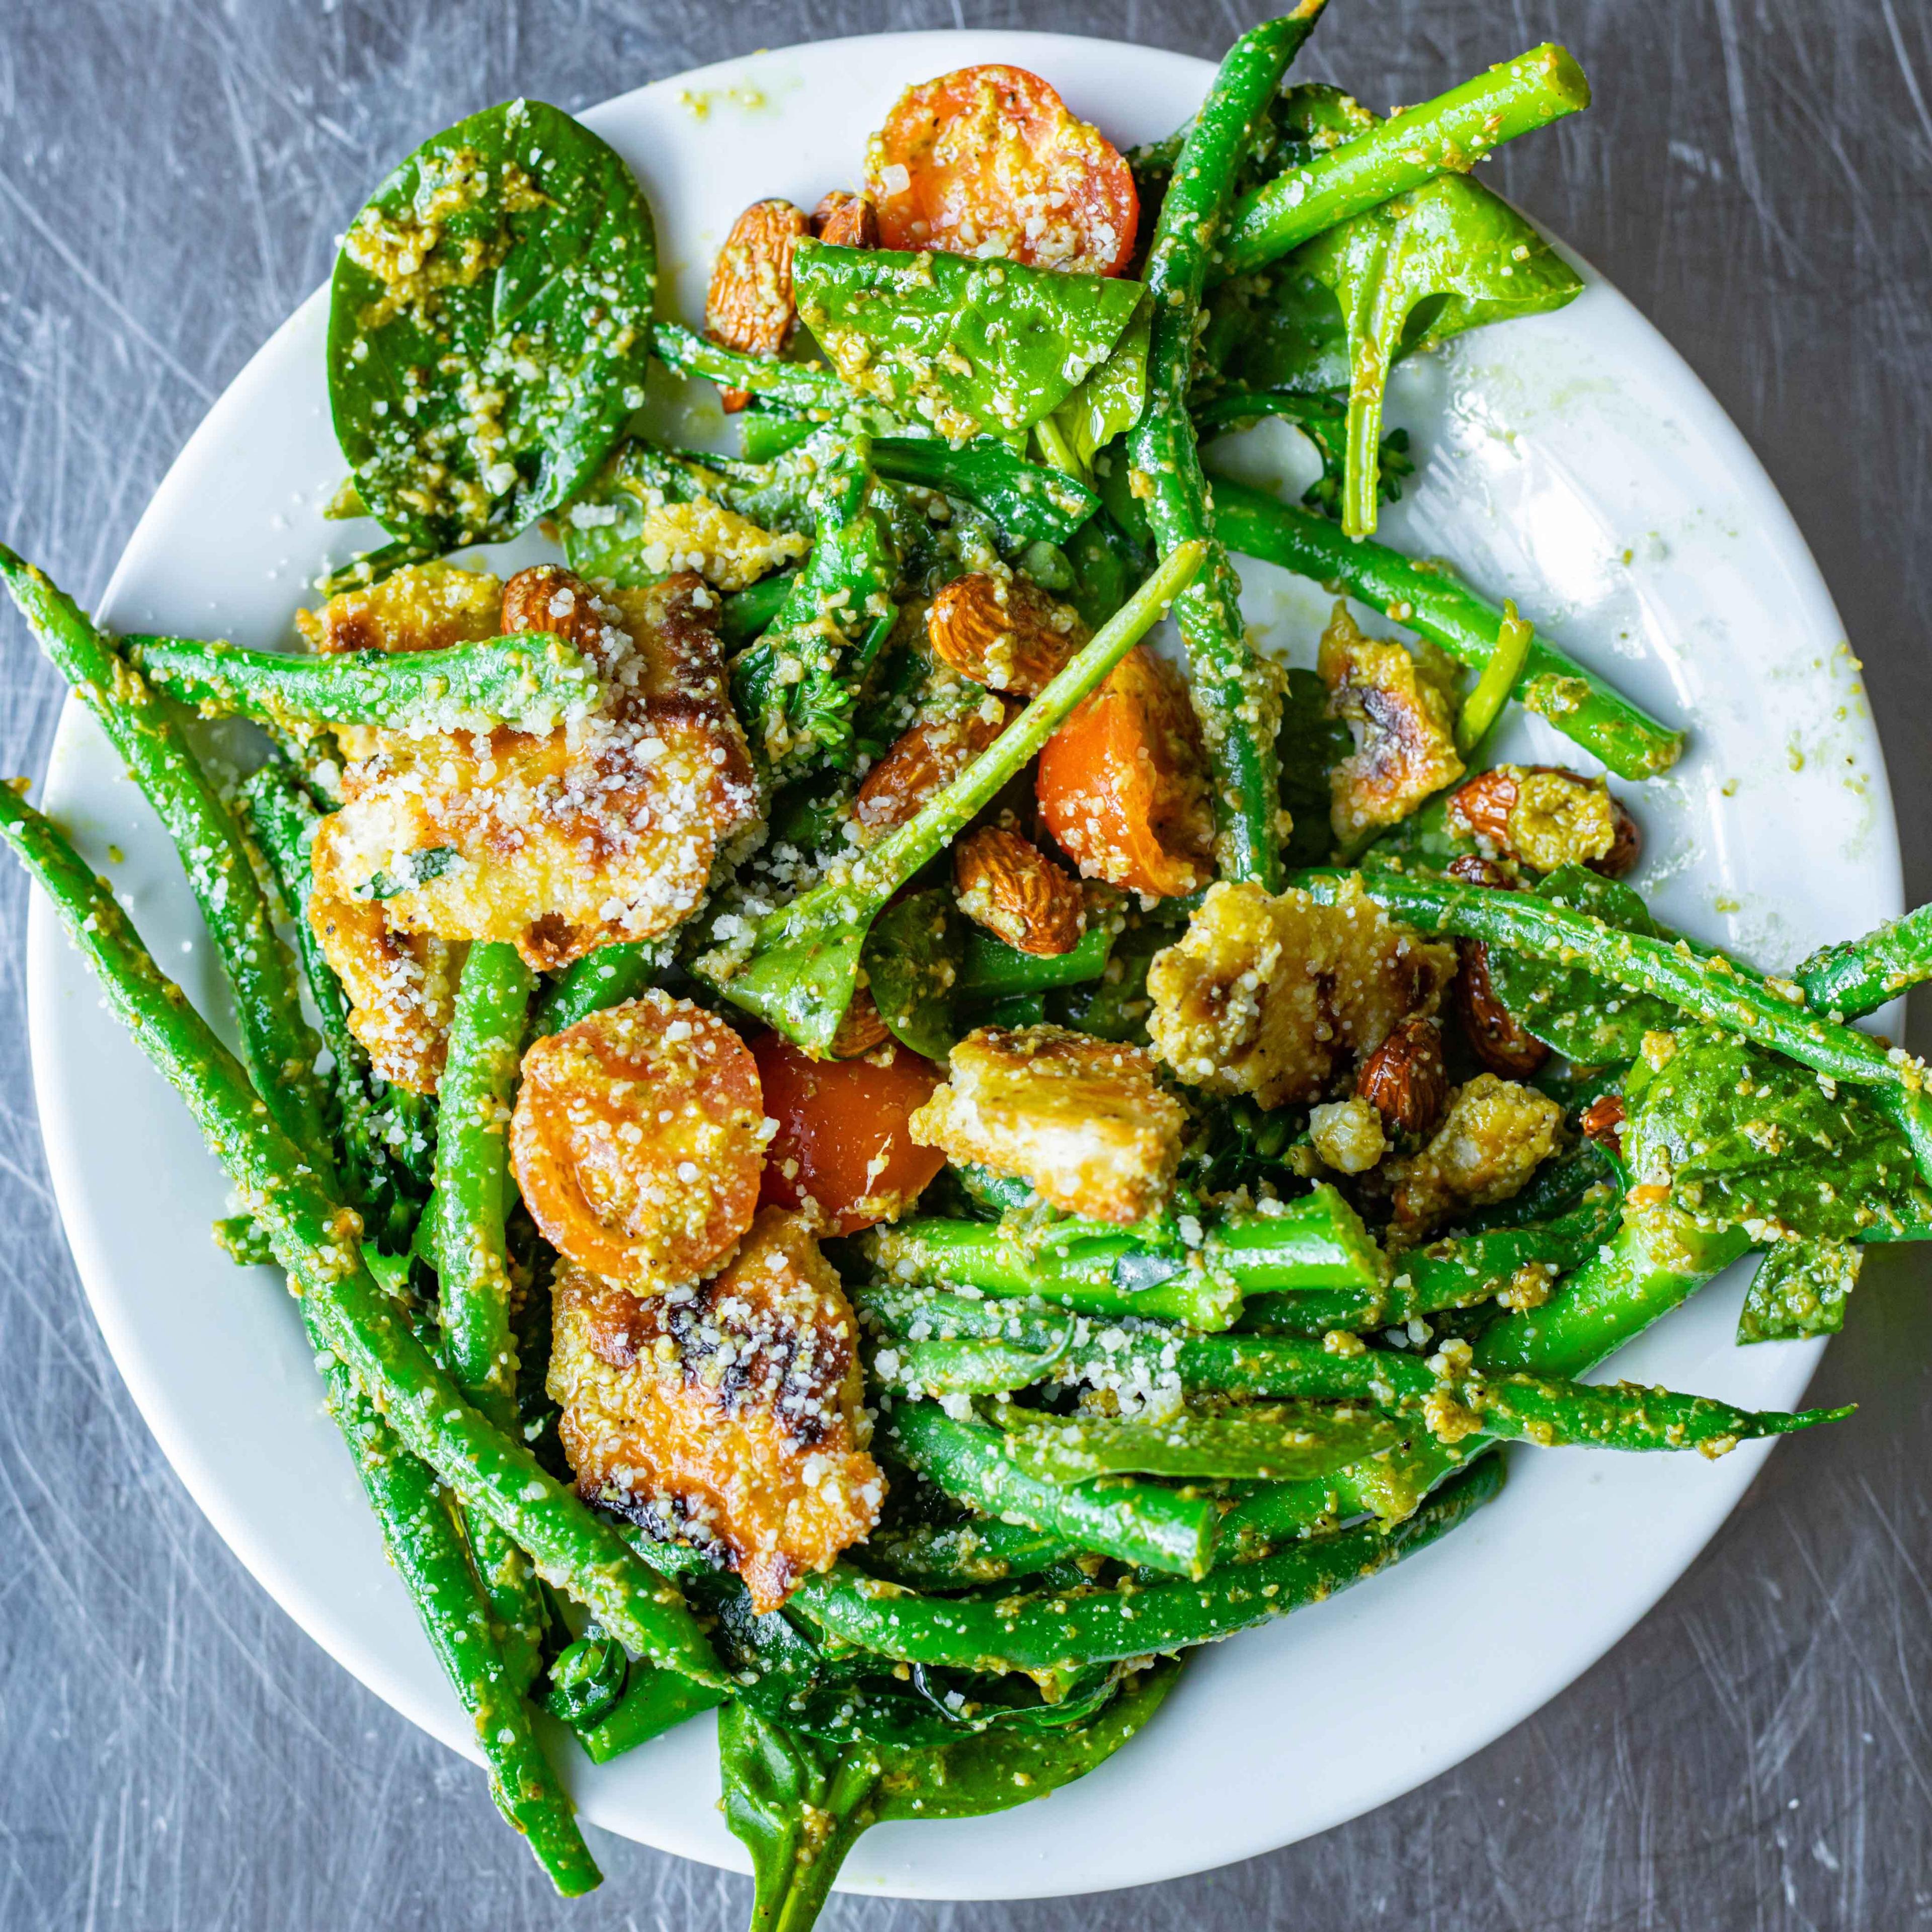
[25,29,1897,1904]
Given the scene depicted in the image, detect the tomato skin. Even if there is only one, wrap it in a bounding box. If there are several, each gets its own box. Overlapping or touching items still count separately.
[865,65,1139,277]
[1037,646,1214,899]
[753,1032,946,1236]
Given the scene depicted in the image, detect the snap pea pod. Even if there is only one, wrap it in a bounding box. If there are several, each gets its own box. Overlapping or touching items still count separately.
[0,783,725,1687]
[887,1401,1221,1578]
[1127,7,1326,888]
[788,1455,1501,1675]
[1208,473,1684,779]
[1795,904,1932,1021]
[1219,45,1591,275]
[122,631,600,735]
[0,546,333,1172]
[240,766,430,1247]
[1321,866,1932,1185]
[435,941,547,1694]
[323,1355,601,1891]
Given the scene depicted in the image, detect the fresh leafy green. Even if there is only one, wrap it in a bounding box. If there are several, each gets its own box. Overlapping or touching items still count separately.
[873,435,1100,547]
[1193,388,1413,521]
[328,100,656,551]
[1738,1238,1863,1343]
[1276,664,1351,867]
[792,240,1146,440]
[862,887,962,1061]
[1039,295,1152,481]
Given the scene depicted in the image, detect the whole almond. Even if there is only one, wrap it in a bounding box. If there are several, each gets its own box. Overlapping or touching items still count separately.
[813,190,878,249]
[1355,1015,1449,1140]
[501,564,616,657]
[855,700,1017,836]
[830,986,892,1059]
[706,198,811,412]
[954,827,1085,957]
[1590,796,1643,879]
[1580,1090,1627,1155]
[1442,855,1549,1076]
[928,574,1088,696]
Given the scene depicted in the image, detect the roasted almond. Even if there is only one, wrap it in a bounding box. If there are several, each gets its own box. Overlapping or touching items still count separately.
[1590,796,1642,879]
[705,198,811,413]
[501,564,617,657]
[813,190,878,249]
[1444,767,1521,849]
[954,827,1085,957]
[1447,763,1630,876]
[854,699,1017,836]
[1355,1015,1449,1141]
[1579,1090,1626,1156]
[1441,855,1549,1076]
[928,573,1088,696]
[830,986,892,1059]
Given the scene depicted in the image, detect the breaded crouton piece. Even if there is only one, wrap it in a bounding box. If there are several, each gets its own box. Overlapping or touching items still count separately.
[310,570,759,973]
[1145,878,1455,1109]
[909,1024,1185,1225]
[1387,1074,1566,1236]
[1319,603,1464,846]
[306,890,460,1094]
[549,1208,883,1612]
[294,559,505,658]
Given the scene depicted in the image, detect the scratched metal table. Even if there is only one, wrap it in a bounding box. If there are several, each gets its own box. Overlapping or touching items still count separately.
[2,2,1928,1925]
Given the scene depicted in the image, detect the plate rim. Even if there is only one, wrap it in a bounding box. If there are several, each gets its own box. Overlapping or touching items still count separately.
[22,24,1899,1900]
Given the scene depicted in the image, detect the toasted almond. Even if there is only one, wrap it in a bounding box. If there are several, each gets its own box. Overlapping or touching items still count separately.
[501,563,620,657]
[1454,940,1550,1078]
[854,698,1018,836]
[705,198,811,412]
[954,827,1085,957]
[829,986,892,1059]
[1591,796,1643,879]
[1444,767,1521,848]
[1448,763,1632,876]
[1354,1014,1449,1140]
[813,190,878,249]
[1580,1090,1627,1156]
[928,573,1088,696]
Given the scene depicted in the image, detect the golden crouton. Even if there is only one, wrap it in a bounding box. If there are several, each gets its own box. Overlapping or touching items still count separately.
[305,890,460,1094]
[1387,1074,1566,1235]
[294,559,505,658]
[511,993,768,1290]
[1145,878,1455,1109]
[909,1024,1186,1225]
[1319,603,1464,846]
[549,1208,884,1613]
[309,570,759,973]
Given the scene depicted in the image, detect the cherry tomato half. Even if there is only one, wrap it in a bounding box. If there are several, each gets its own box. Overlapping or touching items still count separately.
[1037,645,1215,899]
[864,65,1139,276]
[753,1031,945,1236]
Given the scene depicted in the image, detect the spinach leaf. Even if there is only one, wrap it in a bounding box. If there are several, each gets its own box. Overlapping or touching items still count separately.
[1194,387,1414,521]
[1041,294,1153,479]
[328,100,656,551]
[1284,174,1581,535]
[863,887,962,1061]
[874,435,1100,548]
[792,240,1146,440]
[1625,1027,1932,1242]
[1487,863,1679,1064]
[1277,665,1351,867]
[1738,1238,1862,1343]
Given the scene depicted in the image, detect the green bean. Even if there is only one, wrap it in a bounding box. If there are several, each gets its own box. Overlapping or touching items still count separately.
[530,939,668,1037]
[325,1357,600,1892]
[0,783,725,1687]
[0,547,333,1172]
[1126,7,1326,887]
[436,941,546,1692]
[855,1515,1080,1591]
[788,1455,1501,1675]
[887,1401,1220,1578]
[654,318,851,412]
[1208,474,1683,778]
[122,632,600,735]
[1219,45,1591,275]
[1796,904,1932,1021]
[720,570,799,647]
[1328,866,1932,1184]
[576,1665,726,1766]
[956,919,1115,998]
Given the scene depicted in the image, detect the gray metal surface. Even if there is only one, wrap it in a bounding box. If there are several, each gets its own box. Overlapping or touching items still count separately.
[1,1,1927,1924]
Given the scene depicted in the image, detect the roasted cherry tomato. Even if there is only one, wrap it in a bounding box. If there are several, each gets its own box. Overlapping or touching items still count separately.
[511,992,766,1287]
[864,65,1139,276]
[753,1031,945,1236]
[1037,645,1214,898]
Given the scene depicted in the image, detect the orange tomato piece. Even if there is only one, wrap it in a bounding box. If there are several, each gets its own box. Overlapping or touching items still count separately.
[511,992,767,1288]
[754,1032,945,1236]
[864,65,1139,276]
[1037,645,1215,899]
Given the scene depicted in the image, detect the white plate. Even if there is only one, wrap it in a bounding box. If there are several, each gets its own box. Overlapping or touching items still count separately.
[25,29,1899,1904]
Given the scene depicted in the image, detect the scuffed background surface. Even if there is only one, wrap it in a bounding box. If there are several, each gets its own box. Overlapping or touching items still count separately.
[2,1,1929,1925]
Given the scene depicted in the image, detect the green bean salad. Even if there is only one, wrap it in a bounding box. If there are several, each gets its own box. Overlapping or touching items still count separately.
[7,11,1923,1918]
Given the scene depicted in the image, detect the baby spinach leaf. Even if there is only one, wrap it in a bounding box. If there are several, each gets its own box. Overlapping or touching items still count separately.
[1625,1026,1932,1243]
[1277,665,1351,867]
[792,239,1146,440]
[1285,174,1581,535]
[329,99,656,551]
[1041,293,1153,478]
[1738,1238,1862,1343]
[874,435,1100,548]
[863,887,963,1061]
